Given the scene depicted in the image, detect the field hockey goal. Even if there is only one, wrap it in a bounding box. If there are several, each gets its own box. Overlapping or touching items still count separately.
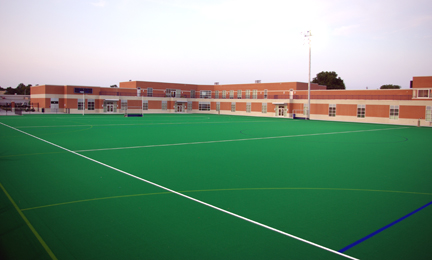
[124,106,143,117]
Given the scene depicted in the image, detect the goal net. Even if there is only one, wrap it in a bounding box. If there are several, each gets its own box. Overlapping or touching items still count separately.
[124,106,143,117]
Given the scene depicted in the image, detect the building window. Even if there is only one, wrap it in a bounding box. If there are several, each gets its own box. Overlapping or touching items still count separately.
[357,104,365,118]
[246,102,251,113]
[246,90,250,99]
[329,104,336,117]
[264,89,268,99]
[147,88,153,97]
[187,101,192,111]
[253,89,257,99]
[262,103,267,113]
[222,90,226,99]
[162,101,167,110]
[231,102,236,112]
[426,106,432,122]
[191,90,196,98]
[418,90,430,98]
[199,102,210,111]
[77,99,84,110]
[87,99,95,110]
[143,101,148,110]
[121,100,128,111]
[166,89,176,97]
[215,90,219,99]
[390,105,399,120]
[200,90,212,99]
[304,103,309,116]
[216,102,220,112]
[74,88,92,94]
[229,90,234,99]
[237,90,242,99]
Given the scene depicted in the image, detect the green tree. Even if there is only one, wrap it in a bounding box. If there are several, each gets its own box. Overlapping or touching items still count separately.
[312,71,346,90]
[5,83,32,95]
[380,84,401,89]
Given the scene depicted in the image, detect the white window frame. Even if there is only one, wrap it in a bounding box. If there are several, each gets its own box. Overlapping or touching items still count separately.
[77,99,84,110]
[199,102,210,111]
[200,90,212,99]
[237,90,242,99]
[246,90,250,99]
[329,104,336,117]
[191,90,196,98]
[161,101,167,110]
[417,89,430,98]
[216,102,220,112]
[121,100,128,111]
[246,102,251,113]
[87,99,95,111]
[262,103,267,113]
[264,89,268,99]
[426,106,432,122]
[147,88,153,97]
[229,90,234,99]
[252,89,258,99]
[231,102,236,112]
[222,90,226,99]
[390,105,399,120]
[187,101,192,111]
[215,90,219,99]
[143,100,148,110]
[357,104,366,118]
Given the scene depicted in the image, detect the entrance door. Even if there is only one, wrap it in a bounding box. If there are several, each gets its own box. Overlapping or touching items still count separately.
[278,106,285,117]
[106,103,114,112]
[175,104,184,113]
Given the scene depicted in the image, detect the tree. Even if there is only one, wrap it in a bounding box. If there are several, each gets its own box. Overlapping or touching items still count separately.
[312,71,346,90]
[380,84,401,89]
[5,83,32,95]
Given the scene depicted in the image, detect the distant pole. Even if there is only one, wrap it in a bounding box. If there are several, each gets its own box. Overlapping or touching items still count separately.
[81,91,85,116]
[304,30,312,120]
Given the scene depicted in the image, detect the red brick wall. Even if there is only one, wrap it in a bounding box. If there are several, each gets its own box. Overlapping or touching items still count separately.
[400,105,426,119]
[366,105,389,118]
[337,104,357,116]
[311,104,328,115]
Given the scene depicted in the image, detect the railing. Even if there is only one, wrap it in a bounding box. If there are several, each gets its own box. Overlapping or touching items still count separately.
[97,92,413,101]
[293,95,412,100]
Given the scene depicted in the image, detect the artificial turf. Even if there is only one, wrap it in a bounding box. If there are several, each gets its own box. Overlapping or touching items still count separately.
[1,114,431,259]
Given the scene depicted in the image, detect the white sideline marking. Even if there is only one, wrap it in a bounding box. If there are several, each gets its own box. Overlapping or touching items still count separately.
[0,121,358,260]
[75,126,409,153]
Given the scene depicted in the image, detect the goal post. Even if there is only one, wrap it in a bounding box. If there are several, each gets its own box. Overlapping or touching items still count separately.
[124,106,143,117]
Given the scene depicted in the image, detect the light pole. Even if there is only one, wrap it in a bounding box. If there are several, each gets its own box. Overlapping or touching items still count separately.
[304,30,312,120]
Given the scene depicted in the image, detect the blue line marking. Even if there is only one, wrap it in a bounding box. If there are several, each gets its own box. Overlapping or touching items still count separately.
[339,200,432,253]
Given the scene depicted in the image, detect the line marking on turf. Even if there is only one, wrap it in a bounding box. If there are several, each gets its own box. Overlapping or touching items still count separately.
[1,121,359,260]
[339,200,432,253]
[21,187,432,212]
[0,182,58,260]
[74,126,410,153]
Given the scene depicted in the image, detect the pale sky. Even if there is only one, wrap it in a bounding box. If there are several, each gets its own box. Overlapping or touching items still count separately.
[1,0,431,90]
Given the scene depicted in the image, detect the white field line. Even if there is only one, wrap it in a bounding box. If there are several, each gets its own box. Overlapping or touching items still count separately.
[0,122,358,260]
[75,126,410,153]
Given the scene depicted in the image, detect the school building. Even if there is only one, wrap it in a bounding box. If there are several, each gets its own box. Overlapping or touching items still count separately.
[30,76,432,126]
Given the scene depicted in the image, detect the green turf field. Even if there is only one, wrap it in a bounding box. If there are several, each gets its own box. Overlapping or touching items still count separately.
[1,114,431,260]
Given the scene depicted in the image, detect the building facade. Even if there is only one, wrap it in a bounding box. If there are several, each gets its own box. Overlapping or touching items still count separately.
[30,76,432,126]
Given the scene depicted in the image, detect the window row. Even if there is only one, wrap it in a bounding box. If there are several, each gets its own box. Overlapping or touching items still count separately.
[144,88,269,99]
[328,104,400,119]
